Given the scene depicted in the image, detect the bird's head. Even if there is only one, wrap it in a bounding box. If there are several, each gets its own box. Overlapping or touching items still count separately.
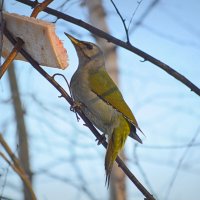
[65,33,103,66]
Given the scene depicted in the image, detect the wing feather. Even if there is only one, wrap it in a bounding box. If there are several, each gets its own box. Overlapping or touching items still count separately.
[88,67,139,128]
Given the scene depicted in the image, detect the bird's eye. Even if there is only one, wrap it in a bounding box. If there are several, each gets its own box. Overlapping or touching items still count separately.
[86,43,93,50]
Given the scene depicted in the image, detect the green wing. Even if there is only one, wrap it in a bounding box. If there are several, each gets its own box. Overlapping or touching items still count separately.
[88,67,139,128]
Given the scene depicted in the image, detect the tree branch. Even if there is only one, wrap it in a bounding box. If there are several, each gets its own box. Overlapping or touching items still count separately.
[15,0,200,96]
[0,134,37,200]
[3,27,156,200]
[127,0,143,32]
[164,126,200,200]
[110,0,130,44]
[129,0,159,33]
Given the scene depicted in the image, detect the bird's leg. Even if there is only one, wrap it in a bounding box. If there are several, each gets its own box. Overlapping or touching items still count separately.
[96,133,106,145]
[70,101,83,121]
[70,101,83,112]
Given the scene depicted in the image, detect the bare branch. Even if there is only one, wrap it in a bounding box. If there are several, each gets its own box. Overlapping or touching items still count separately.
[129,0,159,33]
[0,195,15,200]
[15,0,200,96]
[164,126,200,200]
[110,0,130,44]
[0,134,37,200]
[30,0,53,18]
[0,152,10,200]
[43,171,96,200]
[134,144,157,197]
[0,38,24,79]
[127,0,143,32]
[140,142,200,149]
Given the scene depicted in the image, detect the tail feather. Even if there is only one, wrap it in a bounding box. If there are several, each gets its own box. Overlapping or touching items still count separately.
[129,124,143,144]
[105,122,129,186]
[105,135,117,187]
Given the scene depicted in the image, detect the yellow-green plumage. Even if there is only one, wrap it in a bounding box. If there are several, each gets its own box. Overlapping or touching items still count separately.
[88,66,139,128]
[65,33,142,186]
[88,66,139,184]
[105,114,131,183]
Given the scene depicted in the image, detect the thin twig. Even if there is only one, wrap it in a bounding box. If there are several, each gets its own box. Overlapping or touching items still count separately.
[3,27,156,200]
[30,0,53,18]
[52,73,73,97]
[43,171,95,200]
[0,38,24,79]
[15,0,200,97]
[164,126,200,200]
[110,0,130,44]
[140,142,200,149]
[0,197,14,200]
[52,73,80,121]
[134,144,157,198]
[127,0,143,32]
[0,152,10,200]
[0,134,37,200]
[129,0,159,33]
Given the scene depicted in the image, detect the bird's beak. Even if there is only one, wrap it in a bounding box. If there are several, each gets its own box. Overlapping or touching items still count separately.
[64,33,80,46]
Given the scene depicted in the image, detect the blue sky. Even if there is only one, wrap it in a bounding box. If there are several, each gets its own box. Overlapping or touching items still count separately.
[1,0,200,200]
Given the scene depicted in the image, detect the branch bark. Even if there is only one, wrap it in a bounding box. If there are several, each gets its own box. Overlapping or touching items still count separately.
[15,0,200,96]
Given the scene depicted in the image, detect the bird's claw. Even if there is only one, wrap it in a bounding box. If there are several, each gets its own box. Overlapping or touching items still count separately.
[70,101,83,112]
[96,133,106,145]
[70,101,83,121]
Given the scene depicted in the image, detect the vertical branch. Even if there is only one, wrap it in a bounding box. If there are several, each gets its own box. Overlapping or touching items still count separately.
[7,63,32,200]
[110,0,130,44]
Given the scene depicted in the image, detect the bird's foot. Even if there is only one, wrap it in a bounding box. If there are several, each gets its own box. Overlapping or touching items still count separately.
[96,133,106,145]
[70,101,83,112]
[70,101,83,121]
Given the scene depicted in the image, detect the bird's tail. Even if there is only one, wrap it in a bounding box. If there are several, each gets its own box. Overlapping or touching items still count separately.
[105,118,130,187]
[129,124,143,144]
[105,134,117,187]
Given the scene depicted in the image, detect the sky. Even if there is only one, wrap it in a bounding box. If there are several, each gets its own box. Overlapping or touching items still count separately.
[0,0,200,200]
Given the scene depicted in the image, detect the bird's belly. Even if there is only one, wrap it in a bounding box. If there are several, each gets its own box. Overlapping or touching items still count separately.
[71,78,119,135]
[83,98,120,135]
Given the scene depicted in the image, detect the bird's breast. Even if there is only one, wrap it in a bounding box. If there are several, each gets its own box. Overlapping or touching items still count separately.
[70,69,120,135]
